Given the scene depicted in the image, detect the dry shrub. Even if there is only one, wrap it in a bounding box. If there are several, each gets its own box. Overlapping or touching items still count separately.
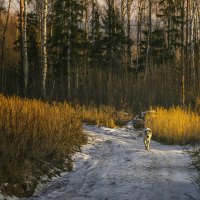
[0,95,86,197]
[0,95,131,197]
[146,107,200,145]
[79,105,132,128]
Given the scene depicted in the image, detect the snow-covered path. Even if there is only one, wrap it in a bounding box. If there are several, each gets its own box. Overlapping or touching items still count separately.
[28,125,199,200]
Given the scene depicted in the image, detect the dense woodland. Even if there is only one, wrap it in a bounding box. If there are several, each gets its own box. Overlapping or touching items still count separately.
[1,0,200,112]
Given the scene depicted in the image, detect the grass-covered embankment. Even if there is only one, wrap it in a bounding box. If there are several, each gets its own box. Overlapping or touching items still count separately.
[0,95,86,197]
[146,107,200,145]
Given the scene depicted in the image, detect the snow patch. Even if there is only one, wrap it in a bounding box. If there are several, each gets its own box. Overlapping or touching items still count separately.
[25,125,199,200]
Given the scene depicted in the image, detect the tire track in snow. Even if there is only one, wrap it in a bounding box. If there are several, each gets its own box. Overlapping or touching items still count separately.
[27,125,199,200]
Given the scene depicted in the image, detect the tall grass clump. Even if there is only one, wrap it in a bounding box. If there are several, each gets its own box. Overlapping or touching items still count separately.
[146,107,200,145]
[79,105,132,128]
[0,95,86,198]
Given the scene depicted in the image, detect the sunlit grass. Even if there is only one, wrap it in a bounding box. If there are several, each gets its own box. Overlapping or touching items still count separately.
[0,95,86,197]
[0,95,132,197]
[146,107,200,145]
[79,105,132,128]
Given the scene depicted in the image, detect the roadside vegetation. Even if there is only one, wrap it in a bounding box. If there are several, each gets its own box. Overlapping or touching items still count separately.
[141,105,200,194]
[80,105,132,128]
[145,107,200,145]
[1,96,200,197]
[0,95,86,197]
[0,95,132,198]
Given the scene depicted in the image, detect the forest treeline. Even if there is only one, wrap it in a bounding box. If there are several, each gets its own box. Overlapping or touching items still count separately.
[0,0,200,112]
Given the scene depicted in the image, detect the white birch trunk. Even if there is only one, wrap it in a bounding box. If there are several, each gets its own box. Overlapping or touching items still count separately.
[41,0,48,99]
[144,0,152,80]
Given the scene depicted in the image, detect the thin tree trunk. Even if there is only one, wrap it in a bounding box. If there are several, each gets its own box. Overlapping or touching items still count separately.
[1,0,11,92]
[191,0,195,93]
[167,2,172,55]
[108,0,112,68]
[67,0,71,100]
[91,0,97,64]
[23,0,28,96]
[144,0,152,80]
[81,0,88,96]
[84,0,89,67]
[185,0,189,90]
[121,0,125,68]
[41,0,48,99]
[84,0,88,38]
[186,0,189,61]
[19,0,24,95]
[127,0,132,69]
[136,0,141,69]
[181,0,185,106]
[196,0,200,95]
[91,0,95,45]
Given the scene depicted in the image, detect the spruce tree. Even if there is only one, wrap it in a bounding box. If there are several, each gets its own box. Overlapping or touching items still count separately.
[89,1,103,66]
[102,1,126,69]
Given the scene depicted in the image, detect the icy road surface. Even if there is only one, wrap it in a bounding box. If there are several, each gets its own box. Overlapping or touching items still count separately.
[28,125,199,200]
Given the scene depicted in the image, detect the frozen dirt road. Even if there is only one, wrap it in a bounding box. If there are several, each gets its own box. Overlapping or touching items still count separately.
[27,125,199,200]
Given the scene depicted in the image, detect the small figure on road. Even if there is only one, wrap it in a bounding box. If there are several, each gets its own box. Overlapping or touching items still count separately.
[143,128,152,151]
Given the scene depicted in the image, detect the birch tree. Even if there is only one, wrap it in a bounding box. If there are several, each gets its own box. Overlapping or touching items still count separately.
[41,0,48,99]
[121,0,125,68]
[136,0,142,68]
[144,0,152,80]
[19,0,29,96]
[127,0,132,69]
[181,0,185,106]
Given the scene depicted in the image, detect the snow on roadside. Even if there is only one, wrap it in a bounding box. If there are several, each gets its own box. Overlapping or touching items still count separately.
[0,194,19,200]
[24,125,199,200]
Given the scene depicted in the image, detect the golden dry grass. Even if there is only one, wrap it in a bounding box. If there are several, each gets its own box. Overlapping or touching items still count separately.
[0,95,132,197]
[145,107,200,145]
[79,105,132,128]
[0,95,86,197]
